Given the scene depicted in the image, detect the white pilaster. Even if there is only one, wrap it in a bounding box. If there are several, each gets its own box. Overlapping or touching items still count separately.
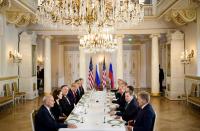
[152,0,157,16]
[116,35,124,83]
[140,44,147,88]
[19,32,38,99]
[165,30,184,100]
[58,45,64,87]
[79,47,86,89]
[150,34,160,96]
[0,15,3,76]
[197,7,200,76]
[43,35,52,94]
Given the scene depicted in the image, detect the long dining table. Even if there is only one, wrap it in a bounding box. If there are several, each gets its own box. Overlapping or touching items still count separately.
[59,90,126,131]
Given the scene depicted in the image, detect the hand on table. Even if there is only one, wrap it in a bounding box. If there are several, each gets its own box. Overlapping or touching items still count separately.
[125,125,133,131]
[68,124,77,128]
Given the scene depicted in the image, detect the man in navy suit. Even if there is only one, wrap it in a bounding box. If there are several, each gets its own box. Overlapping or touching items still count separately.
[67,83,78,105]
[35,95,77,131]
[59,85,74,116]
[121,89,138,122]
[127,91,156,131]
[113,89,139,122]
[79,78,85,96]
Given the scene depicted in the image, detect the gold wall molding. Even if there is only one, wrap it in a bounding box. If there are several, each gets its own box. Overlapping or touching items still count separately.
[192,0,200,5]
[0,76,18,81]
[165,9,196,26]
[5,11,36,27]
[151,93,160,96]
[185,75,200,80]
[0,0,11,10]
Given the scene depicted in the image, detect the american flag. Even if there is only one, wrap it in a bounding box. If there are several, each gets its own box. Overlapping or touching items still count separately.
[88,57,94,89]
[102,57,106,88]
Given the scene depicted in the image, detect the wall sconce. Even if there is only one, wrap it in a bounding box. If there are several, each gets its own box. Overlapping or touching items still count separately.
[37,56,43,65]
[9,50,22,63]
[180,49,194,64]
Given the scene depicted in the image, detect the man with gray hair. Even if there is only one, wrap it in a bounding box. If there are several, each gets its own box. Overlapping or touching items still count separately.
[127,91,156,131]
[35,95,77,131]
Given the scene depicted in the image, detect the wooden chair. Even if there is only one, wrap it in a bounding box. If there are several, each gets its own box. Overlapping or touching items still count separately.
[151,112,156,131]
[3,84,15,106]
[4,83,20,105]
[12,82,26,102]
[190,83,198,97]
[30,109,38,131]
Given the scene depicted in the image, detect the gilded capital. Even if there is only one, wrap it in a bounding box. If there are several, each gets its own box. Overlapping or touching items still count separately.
[150,34,161,38]
[115,34,125,39]
[42,35,53,40]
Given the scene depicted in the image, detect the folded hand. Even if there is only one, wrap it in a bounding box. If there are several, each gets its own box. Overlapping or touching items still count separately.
[68,124,77,128]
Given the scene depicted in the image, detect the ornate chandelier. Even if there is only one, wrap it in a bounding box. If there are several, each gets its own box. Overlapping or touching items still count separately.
[79,31,117,53]
[37,0,145,28]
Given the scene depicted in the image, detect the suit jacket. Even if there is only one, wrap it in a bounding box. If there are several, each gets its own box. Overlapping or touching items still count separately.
[79,85,85,96]
[59,96,74,116]
[35,105,67,131]
[76,88,81,103]
[121,98,139,122]
[159,68,164,82]
[133,104,156,131]
[51,102,65,123]
[115,92,122,100]
[67,89,77,105]
[116,92,126,112]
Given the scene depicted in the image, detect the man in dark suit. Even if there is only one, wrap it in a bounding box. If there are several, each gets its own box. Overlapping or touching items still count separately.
[159,65,164,93]
[115,89,139,123]
[79,78,85,96]
[127,91,156,131]
[75,79,82,102]
[35,95,77,131]
[116,82,128,112]
[67,83,78,105]
[59,85,74,116]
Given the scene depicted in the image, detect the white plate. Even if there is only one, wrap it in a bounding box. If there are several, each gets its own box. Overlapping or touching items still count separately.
[107,119,123,125]
[67,118,80,124]
[111,124,121,128]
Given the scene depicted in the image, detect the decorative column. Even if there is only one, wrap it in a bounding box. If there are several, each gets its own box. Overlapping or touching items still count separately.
[43,35,53,95]
[152,0,157,16]
[19,32,38,99]
[0,14,2,76]
[165,30,184,100]
[116,35,124,85]
[58,45,64,87]
[150,34,160,96]
[197,7,200,76]
[79,47,86,89]
[140,44,146,88]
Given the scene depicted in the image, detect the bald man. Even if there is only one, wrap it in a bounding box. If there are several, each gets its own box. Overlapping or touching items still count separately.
[35,95,77,131]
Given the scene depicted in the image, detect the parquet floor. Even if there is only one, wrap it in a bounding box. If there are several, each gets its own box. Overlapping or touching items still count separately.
[0,96,199,131]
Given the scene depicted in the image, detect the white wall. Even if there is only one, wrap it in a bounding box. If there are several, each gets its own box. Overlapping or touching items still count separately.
[0,15,19,95]
[180,22,197,75]
[0,15,19,77]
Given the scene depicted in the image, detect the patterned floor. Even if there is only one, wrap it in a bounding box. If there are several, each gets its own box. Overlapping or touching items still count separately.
[0,96,200,131]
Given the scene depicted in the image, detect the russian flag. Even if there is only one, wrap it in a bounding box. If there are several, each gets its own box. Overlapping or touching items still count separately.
[95,64,101,88]
[109,63,114,89]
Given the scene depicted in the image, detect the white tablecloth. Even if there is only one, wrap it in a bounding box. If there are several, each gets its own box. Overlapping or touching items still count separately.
[59,90,126,131]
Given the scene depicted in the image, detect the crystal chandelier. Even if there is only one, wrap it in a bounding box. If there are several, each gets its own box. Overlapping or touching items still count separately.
[37,0,145,28]
[79,31,117,53]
